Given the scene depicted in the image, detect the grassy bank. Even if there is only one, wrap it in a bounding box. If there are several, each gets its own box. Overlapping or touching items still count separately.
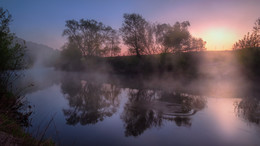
[0,90,54,146]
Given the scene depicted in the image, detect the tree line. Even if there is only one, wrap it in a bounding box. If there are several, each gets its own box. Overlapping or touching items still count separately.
[62,13,206,58]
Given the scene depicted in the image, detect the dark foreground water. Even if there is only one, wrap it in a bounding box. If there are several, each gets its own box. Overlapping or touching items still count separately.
[16,68,260,146]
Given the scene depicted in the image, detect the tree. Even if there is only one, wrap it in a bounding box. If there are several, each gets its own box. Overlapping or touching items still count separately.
[153,21,206,53]
[59,42,82,71]
[0,7,25,91]
[233,18,260,49]
[163,21,191,53]
[189,37,206,52]
[153,23,172,53]
[120,13,155,56]
[103,29,121,57]
[62,19,121,57]
[0,7,31,128]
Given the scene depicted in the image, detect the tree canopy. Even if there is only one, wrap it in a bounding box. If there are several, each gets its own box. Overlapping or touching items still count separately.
[63,19,121,57]
[62,13,206,58]
[120,13,153,56]
[154,21,206,53]
[120,13,206,56]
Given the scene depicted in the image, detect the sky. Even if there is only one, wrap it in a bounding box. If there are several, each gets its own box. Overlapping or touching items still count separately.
[1,0,260,51]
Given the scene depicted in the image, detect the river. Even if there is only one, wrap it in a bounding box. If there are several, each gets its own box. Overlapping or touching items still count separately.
[14,66,260,146]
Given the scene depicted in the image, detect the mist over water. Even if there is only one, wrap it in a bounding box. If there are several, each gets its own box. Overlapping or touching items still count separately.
[198,51,247,97]
[1,2,260,145]
[11,33,260,145]
[13,51,260,145]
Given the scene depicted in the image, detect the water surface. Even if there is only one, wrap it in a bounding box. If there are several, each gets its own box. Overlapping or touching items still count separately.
[16,68,260,146]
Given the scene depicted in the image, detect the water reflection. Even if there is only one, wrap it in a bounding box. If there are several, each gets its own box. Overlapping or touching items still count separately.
[235,97,260,125]
[121,89,206,137]
[17,69,260,145]
[61,77,121,125]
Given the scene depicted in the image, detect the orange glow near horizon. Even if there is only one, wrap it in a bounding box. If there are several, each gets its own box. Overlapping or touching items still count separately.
[199,28,239,51]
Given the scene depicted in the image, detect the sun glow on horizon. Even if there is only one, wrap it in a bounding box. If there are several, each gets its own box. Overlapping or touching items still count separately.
[200,28,238,51]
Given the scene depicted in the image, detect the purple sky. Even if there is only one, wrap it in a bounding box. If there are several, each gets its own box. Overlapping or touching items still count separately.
[1,0,259,51]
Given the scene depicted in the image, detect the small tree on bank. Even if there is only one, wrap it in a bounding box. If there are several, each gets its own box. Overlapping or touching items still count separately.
[233,18,260,50]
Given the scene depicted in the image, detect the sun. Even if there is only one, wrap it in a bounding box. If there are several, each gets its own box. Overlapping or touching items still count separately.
[202,28,237,51]
[208,29,232,42]
[210,30,226,42]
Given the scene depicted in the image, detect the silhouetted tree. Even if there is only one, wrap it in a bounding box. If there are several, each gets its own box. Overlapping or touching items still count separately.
[189,37,206,52]
[163,21,191,52]
[103,29,121,57]
[120,13,155,56]
[233,18,260,49]
[63,19,121,57]
[0,7,26,91]
[153,23,172,53]
[0,7,31,128]
[59,42,82,71]
[154,21,206,53]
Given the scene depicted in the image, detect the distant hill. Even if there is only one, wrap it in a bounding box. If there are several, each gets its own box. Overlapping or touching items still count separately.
[15,38,60,68]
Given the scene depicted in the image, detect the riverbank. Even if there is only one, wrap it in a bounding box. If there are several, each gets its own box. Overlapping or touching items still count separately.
[55,48,260,82]
[0,90,54,146]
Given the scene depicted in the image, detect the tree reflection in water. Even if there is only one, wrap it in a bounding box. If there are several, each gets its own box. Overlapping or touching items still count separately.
[121,89,162,137]
[61,77,121,125]
[235,97,260,125]
[121,89,206,137]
